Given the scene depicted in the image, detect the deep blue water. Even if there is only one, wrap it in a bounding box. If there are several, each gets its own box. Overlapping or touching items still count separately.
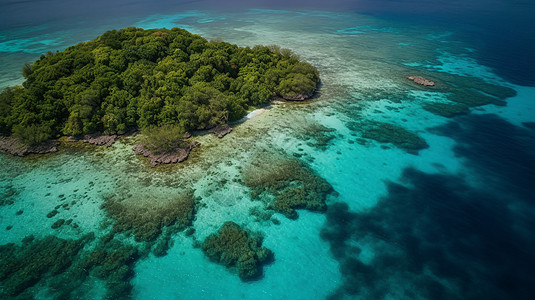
[323,113,535,299]
[2,0,534,85]
[1,1,534,299]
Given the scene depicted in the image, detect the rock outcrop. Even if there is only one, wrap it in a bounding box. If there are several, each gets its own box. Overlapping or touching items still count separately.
[209,124,232,138]
[0,137,58,156]
[281,91,315,101]
[408,76,435,86]
[133,141,199,167]
[82,133,117,146]
[67,133,117,147]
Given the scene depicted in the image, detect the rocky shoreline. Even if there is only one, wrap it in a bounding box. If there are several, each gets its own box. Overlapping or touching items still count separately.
[1,103,266,163]
[1,124,228,165]
[0,132,121,157]
[0,136,58,156]
[133,141,200,167]
[66,132,118,147]
[281,91,315,101]
[209,124,233,138]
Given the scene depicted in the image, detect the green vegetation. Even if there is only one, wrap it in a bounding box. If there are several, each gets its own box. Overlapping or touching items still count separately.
[0,27,319,145]
[12,123,52,146]
[202,221,272,280]
[141,123,186,154]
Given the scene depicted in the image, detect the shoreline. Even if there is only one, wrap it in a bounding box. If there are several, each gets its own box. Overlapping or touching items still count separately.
[0,91,317,163]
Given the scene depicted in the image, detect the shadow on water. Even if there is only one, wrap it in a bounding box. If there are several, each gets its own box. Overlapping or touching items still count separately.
[321,113,535,300]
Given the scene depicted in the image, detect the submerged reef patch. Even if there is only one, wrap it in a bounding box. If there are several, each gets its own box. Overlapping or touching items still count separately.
[289,116,337,150]
[201,221,272,280]
[0,185,19,206]
[407,69,517,116]
[101,189,198,243]
[352,121,428,153]
[0,232,143,299]
[74,234,141,299]
[243,155,334,219]
[430,113,535,200]
[0,234,93,298]
[336,69,516,121]
[422,102,469,117]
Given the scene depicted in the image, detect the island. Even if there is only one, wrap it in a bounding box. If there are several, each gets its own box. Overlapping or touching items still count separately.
[0,27,320,158]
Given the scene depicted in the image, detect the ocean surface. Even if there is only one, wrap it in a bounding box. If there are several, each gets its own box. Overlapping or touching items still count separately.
[1,1,534,299]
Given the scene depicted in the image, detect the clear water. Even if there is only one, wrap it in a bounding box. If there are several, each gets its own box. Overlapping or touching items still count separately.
[1,2,534,299]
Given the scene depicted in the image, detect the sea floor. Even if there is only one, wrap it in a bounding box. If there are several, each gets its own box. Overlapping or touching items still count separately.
[1,9,534,300]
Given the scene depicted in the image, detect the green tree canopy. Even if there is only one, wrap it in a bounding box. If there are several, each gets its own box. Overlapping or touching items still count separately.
[0,27,320,144]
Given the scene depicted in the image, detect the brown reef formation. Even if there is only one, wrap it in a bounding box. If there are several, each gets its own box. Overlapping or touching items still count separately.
[0,132,118,157]
[209,124,233,138]
[0,136,58,156]
[408,76,435,86]
[133,141,199,167]
[67,132,118,147]
[281,91,315,101]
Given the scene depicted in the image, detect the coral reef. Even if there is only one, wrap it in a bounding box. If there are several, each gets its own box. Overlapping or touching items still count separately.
[243,156,334,219]
[407,69,516,108]
[47,232,142,299]
[408,76,435,86]
[0,186,17,206]
[51,218,66,229]
[291,117,337,150]
[0,231,145,299]
[250,206,274,222]
[153,234,172,257]
[133,141,199,167]
[76,237,140,299]
[422,102,470,118]
[0,234,93,298]
[360,121,429,153]
[47,209,59,218]
[101,189,197,242]
[201,221,272,280]
[209,124,233,138]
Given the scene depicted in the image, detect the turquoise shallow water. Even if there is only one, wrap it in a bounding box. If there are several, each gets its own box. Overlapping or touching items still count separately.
[1,7,535,300]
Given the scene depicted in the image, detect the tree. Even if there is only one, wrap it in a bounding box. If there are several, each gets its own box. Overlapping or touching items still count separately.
[12,123,52,146]
[0,27,320,144]
[141,124,186,154]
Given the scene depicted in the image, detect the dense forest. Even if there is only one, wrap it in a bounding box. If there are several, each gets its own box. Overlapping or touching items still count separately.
[0,27,319,145]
